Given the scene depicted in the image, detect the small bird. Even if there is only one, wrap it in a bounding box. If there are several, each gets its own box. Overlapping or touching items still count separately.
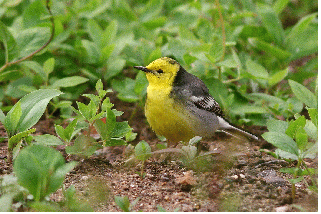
[134,57,258,144]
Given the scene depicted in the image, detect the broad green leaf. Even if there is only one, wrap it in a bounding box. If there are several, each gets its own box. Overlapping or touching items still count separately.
[257,3,285,47]
[135,141,151,161]
[268,68,288,86]
[286,13,317,45]
[273,0,290,14]
[262,132,299,156]
[14,89,62,133]
[34,134,64,146]
[22,0,48,28]
[245,58,269,79]
[65,135,101,157]
[51,76,89,88]
[13,145,75,201]
[248,38,291,60]
[81,40,101,64]
[285,116,306,138]
[295,127,308,151]
[304,120,317,141]
[64,119,78,142]
[249,93,284,105]
[87,19,103,47]
[0,21,18,61]
[141,0,164,22]
[102,20,118,46]
[111,121,133,138]
[266,118,288,133]
[286,14,317,60]
[17,27,50,57]
[104,57,126,80]
[275,149,298,160]
[289,80,317,108]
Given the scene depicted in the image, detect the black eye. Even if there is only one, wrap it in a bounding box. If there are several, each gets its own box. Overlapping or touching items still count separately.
[157,69,163,73]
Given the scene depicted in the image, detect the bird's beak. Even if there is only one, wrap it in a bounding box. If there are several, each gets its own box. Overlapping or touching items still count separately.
[134,66,151,73]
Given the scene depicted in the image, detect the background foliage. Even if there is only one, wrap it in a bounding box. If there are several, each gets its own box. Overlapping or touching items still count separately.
[0,0,318,211]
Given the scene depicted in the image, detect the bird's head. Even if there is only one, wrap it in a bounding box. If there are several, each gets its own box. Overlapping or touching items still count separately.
[134,57,180,87]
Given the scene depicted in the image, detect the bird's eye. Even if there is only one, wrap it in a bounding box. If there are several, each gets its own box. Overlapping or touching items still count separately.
[157,69,164,73]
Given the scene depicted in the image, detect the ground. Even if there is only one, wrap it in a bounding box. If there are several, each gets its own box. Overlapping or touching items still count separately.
[0,93,318,212]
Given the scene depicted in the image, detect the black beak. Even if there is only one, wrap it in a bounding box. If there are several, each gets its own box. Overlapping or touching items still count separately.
[134,66,151,73]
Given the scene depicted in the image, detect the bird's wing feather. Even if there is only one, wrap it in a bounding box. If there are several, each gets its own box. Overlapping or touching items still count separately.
[190,95,224,117]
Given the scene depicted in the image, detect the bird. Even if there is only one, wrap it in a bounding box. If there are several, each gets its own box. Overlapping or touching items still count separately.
[134,57,258,144]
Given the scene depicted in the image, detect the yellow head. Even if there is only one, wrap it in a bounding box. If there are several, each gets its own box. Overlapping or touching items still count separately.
[134,57,180,87]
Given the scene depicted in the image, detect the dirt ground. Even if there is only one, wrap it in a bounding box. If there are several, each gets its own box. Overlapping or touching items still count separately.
[0,93,318,212]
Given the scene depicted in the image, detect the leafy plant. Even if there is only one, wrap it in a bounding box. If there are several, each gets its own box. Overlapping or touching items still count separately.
[134,140,152,177]
[13,144,77,201]
[0,89,62,160]
[262,80,317,201]
[55,80,136,158]
[114,195,140,212]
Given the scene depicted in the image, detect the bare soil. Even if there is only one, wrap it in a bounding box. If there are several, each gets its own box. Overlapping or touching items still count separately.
[0,94,318,212]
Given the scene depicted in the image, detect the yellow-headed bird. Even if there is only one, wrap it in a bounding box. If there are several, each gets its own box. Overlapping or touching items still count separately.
[134,57,258,144]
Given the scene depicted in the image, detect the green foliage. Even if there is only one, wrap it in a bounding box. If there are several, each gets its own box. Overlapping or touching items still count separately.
[61,80,136,158]
[0,0,317,128]
[114,195,140,212]
[262,81,317,200]
[13,144,77,201]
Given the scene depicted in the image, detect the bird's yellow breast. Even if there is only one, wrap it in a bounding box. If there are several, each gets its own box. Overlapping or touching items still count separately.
[145,85,198,143]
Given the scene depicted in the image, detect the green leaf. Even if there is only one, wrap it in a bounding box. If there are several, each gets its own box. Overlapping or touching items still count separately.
[17,27,50,58]
[21,61,46,81]
[51,76,89,88]
[268,68,288,87]
[245,58,269,79]
[0,21,18,62]
[295,127,308,151]
[257,3,285,47]
[87,19,103,47]
[33,134,64,146]
[266,118,288,133]
[141,0,164,22]
[104,57,126,80]
[4,101,22,136]
[81,40,101,64]
[64,119,78,142]
[43,58,55,77]
[114,196,130,212]
[76,101,97,121]
[22,0,48,28]
[289,80,317,108]
[8,128,36,149]
[102,20,118,46]
[135,141,151,161]
[286,13,317,60]
[285,116,306,138]
[13,145,75,201]
[65,135,101,157]
[55,124,66,141]
[10,89,62,134]
[248,38,291,60]
[273,0,290,14]
[308,108,317,127]
[262,132,299,156]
